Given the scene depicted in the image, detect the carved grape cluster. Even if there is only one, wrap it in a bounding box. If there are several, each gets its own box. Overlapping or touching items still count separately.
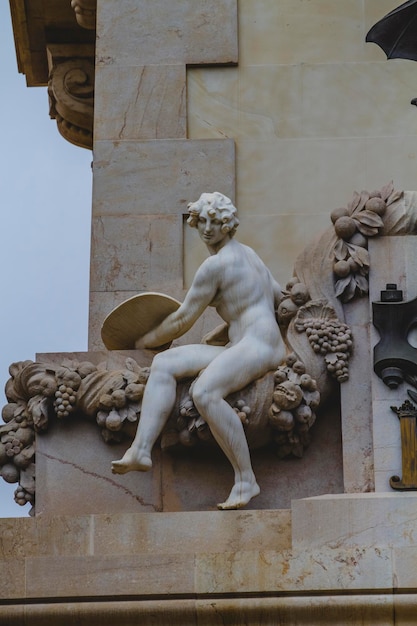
[294,301,352,383]
[53,362,99,419]
[303,319,352,382]
[14,486,34,507]
[54,384,78,418]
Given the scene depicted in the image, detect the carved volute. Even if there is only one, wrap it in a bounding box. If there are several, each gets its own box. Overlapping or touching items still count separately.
[10,0,96,148]
[47,45,94,150]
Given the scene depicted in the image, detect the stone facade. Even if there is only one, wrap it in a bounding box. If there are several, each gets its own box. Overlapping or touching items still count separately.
[4,0,417,623]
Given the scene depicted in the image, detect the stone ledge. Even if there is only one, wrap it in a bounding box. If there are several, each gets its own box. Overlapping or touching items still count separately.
[5,545,394,599]
[0,510,291,559]
[0,594,407,626]
[292,493,417,549]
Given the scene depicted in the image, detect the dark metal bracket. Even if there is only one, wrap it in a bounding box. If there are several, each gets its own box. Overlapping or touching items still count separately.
[373,284,417,389]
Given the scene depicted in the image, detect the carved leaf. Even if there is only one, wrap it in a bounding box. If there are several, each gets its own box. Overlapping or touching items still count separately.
[350,190,369,215]
[334,239,348,261]
[126,405,138,422]
[122,370,139,385]
[386,189,404,206]
[354,274,369,295]
[347,191,361,214]
[346,243,370,267]
[334,275,352,298]
[380,181,394,201]
[125,358,141,373]
[355,223,379,237]
[20,465,35,493]
[119,407,128,421]
[341,276,357,302]
[28,396,49,432]
[353,210,384,228]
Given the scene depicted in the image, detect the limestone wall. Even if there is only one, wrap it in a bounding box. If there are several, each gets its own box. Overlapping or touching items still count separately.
[187,0,417,283]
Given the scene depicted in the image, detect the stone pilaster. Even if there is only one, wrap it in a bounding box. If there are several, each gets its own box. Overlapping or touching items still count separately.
[89,0,238,349]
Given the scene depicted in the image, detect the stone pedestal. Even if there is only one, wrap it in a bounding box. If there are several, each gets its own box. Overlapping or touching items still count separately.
[34,350,343,516]
[2,498,417,625]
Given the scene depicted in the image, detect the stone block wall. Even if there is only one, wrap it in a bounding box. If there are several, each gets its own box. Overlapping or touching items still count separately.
[187,0,417,283]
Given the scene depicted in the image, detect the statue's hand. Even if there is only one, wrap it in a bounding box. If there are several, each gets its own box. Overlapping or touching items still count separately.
[202,323,230,346]
[135,333,172,352]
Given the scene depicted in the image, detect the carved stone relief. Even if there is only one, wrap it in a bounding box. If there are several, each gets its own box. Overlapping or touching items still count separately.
[2,183,414,513]
[48,53,94,150]
[70,0,97,30]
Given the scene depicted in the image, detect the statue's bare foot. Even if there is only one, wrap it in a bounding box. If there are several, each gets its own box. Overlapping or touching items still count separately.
[111,448,152,474]
[217,480,260,510]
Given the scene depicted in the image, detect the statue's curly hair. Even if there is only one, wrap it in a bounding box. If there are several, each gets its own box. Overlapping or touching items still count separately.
[187,192,239,238]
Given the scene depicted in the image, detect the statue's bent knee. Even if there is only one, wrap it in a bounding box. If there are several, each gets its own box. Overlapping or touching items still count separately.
[192,380,218,415]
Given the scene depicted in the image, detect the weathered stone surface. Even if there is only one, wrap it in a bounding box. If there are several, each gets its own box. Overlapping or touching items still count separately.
[94,65,186,141]
[35,419,163,516]
[26,552,195,598]
[195,546,392,594]
[90,214,183,292]
[292,493,417,549]
[96,0,238,66]
[92,509,292,556]
[341,298,374,492]
[91,139,235,218]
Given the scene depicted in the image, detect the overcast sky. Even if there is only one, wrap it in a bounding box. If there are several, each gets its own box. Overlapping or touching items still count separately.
[0,4,92,516]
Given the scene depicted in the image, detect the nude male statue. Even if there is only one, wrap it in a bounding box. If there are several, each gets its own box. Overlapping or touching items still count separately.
[112,192,286,509]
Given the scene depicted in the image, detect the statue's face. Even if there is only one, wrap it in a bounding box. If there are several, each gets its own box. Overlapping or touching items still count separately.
[197,206,227,246]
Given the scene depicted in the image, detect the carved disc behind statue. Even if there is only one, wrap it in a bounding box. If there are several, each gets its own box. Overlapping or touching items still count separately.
[101,292,181,350]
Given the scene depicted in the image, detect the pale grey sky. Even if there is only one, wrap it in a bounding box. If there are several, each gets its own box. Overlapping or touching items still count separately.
[0,4,92,516]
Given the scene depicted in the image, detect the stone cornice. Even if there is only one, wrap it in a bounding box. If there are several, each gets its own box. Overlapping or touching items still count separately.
[9,0,95,86]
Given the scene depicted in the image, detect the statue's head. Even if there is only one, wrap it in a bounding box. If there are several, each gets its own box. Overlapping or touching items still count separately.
[187,192,239,238]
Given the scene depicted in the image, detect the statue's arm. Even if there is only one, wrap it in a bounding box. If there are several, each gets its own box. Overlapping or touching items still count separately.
[142,259,220,348]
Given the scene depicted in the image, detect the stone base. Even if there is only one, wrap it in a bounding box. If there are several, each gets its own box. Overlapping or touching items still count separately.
[2,496,417,625]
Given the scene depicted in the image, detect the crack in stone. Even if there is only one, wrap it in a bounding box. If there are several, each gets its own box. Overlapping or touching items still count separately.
[39,451,162,512]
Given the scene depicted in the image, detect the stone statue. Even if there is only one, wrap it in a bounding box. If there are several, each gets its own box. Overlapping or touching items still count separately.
[111,192,286,509]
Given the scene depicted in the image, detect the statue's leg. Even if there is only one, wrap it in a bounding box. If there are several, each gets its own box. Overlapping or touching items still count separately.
[112,345,224,474]
[192,339,277,509]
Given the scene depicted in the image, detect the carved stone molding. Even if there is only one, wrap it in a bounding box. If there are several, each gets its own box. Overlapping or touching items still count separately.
[70,0,97,30]
[47,47,94,149]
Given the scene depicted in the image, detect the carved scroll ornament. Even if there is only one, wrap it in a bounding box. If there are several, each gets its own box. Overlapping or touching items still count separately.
[48,57,94,150]
[70,0,97,30]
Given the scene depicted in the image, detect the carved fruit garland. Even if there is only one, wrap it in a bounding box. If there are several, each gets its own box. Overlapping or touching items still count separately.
[0,358,150,513]
[161,391,252,451]
[331,181,403,302]
[268,353,320,459]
